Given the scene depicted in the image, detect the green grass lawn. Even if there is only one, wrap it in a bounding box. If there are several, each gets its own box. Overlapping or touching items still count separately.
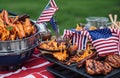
[0,0,120,34]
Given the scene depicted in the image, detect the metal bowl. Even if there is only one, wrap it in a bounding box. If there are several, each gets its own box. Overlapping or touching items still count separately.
[0,48,34,68]
[40,30,52,41]
[0,21,41,54]
[34,22,52,41]
[0,21,41,69]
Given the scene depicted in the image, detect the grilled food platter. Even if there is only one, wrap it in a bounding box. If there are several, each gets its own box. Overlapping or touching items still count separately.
[40,42,120,78]
[43,54,120,78]
[39,25,120,78]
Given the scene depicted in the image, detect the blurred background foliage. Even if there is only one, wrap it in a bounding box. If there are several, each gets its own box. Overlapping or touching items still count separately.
[0,0,120,34]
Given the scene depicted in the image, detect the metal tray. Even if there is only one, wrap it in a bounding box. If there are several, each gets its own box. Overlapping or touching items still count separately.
[43,54,120,78]
[38,47,63,52]
[47,64,85,78]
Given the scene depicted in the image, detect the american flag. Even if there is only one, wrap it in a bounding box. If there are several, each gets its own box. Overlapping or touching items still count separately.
[36,0,58,24]
[63,29,73,39]
[89,28,119,56]
[63,29,90,50]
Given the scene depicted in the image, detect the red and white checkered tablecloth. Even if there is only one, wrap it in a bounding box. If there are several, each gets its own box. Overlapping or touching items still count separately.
[0,48,55,78]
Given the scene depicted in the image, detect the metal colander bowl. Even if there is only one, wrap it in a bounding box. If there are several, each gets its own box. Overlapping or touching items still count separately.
[0,21,41,68]
[0,21,41,54]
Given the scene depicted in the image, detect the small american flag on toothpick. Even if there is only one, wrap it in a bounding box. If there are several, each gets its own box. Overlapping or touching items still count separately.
[63,29,91,50]
[36,0,58,24]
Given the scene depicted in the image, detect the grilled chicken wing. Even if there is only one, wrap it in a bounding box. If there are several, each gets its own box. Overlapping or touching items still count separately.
[86,59,112,75]
[86,59,96,75]
[102,62,112,75]
[105,54,120,68]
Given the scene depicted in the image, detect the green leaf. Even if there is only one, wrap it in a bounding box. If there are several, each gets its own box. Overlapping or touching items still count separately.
[6,26,13,31]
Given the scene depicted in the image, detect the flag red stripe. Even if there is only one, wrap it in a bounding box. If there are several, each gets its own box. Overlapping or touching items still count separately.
[50,0,57,7]
[77,33,80,50]
[41,12,55,15]
[98,51,118,55]
[79,35,82,50]
[80,35,83,49]
[96,44,117,50]
[39,15,53,18]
